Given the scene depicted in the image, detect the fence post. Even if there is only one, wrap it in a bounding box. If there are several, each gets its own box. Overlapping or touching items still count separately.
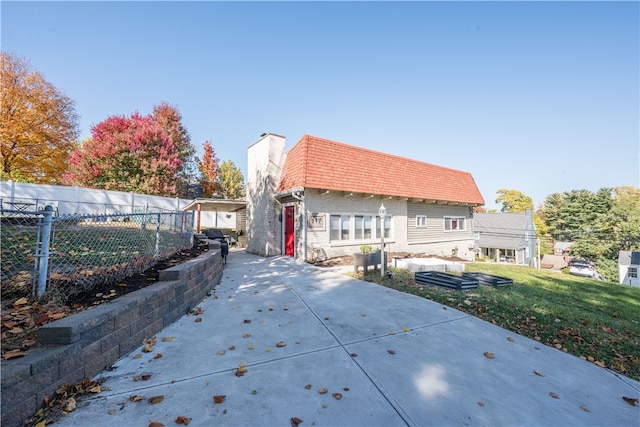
[155,213,161,259]
[35,205,54,298]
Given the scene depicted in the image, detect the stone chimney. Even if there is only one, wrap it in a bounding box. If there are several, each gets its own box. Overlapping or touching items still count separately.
[246,133,286,256]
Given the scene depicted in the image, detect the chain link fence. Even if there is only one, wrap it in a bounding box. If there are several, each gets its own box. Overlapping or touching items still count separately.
[1,207,194,301]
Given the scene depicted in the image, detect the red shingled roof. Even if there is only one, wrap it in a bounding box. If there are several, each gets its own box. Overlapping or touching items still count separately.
[276,135,485,205]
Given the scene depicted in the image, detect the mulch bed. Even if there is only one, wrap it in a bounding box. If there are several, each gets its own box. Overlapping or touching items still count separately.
[1,242,209,361]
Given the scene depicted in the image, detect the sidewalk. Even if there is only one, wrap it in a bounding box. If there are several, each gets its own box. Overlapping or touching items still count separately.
[57,251,639,426]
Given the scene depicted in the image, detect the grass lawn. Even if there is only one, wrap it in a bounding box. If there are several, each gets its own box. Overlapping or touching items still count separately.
[354,263,640,381]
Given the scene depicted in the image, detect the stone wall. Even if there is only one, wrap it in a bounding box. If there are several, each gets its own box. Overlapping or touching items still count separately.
[1,246,224,427]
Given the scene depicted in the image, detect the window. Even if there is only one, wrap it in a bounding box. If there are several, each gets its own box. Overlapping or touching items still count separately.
[444,216,466,231]
[382,215,391,238]
[330,215,351,241]
[416,215,427,228]
[354,215,373,239]
[329,213,391,242]
[630,267,638,279]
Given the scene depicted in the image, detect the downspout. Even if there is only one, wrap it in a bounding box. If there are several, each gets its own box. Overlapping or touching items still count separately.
[291,189,306,262]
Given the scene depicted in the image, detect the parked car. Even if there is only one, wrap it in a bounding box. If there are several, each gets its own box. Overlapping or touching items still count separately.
[205,229,229,261]
[569,262,604,280]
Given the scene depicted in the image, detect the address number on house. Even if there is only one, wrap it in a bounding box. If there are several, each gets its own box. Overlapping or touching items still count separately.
[308,214,325,230]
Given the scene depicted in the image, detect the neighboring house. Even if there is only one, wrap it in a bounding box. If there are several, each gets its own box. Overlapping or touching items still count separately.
[245,133,485,262]
[618,251,640,287]
[540,254,569,270]
[554,241,574,255]
[473,211,537,266]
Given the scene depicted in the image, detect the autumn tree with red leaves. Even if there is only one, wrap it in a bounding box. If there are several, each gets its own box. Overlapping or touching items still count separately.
[196,141,220,197]
[64,112,182,196]
[151,102,196,197]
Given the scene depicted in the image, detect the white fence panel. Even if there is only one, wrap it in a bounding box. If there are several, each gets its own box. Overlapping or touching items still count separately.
[0,181,232,228]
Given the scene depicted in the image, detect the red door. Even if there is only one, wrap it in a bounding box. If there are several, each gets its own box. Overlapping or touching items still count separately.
[284,206,295,256]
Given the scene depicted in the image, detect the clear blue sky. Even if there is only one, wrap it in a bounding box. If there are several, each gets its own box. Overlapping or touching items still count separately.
[2,1,638,210]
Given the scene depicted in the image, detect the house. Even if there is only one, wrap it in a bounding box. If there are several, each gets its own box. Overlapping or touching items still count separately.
[473,211,537,266]
[554,241,574,256]
[618,251,640,287]
[245,133,485,262]
[540,254,568,270]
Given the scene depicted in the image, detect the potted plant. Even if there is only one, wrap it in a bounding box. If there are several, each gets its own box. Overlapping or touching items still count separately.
[353,245,381,273]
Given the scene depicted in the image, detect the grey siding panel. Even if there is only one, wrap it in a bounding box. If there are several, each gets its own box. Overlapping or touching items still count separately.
[407,203,473,244]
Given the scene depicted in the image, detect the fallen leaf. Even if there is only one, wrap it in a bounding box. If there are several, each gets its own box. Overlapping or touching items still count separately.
[3,350,27,360]
[149,423,164,427]
[242,333,252,338]
[129,395,144,402]
[175,416,191,425]
[243,319,252,324]
[549,392,559,399]
[195,317,202,323]
[318,388,328,394]
[580,405,591,412]
[533,370,545,377]
[213,395,226,404]
[290,417,303,427]
[402,327,409,332]
[64,397,76,412]
[14,297,29,307]
[332,392,342,400]
[387,349,396,355]
[153,353,163,359]
[595,360,606,368]
[228,345,236,350]
[622,396,639,406]
[248,344,255,350]
[161,336,176,342]
[350,353,358,357]
[148,395,164,404]
[304,384,312,389]
[108,409,116,414]
[276,341,287,347]
[142,343,154,353]
[133,354,143,359]
[217,350,226,355]
[88,385,102,393]
[478,401,485,407]
[484,352,495,359]
[507,337,515,342]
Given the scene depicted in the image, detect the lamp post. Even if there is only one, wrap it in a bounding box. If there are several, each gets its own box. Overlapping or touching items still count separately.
[379,203,386,278]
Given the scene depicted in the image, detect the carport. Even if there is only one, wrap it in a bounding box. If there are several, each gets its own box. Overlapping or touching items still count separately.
[181,198,247,235]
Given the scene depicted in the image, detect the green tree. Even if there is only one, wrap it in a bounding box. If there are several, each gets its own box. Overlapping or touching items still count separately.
[495,189,533,212]
[1,52,79,183]
[217,160,245,200]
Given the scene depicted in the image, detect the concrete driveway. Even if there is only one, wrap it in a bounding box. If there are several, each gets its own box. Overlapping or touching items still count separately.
[56,251,640,426]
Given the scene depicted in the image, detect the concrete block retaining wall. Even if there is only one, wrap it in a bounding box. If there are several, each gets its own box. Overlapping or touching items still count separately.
[1,248,224,427]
